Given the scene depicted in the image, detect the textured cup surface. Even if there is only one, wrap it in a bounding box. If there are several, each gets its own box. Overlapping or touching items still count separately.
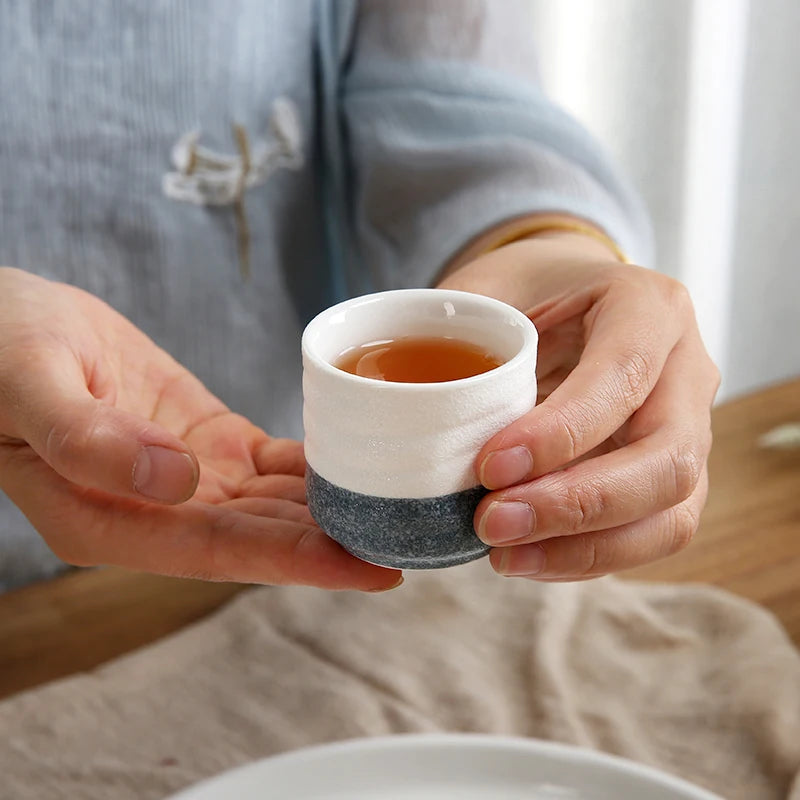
[302,289,537,569]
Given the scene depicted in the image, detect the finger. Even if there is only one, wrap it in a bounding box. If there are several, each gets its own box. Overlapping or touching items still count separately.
[222,496,314,524]
[253,437,307,477]
[1,351,198,504]
[475,334,717,546]
[534,314,584,398]
[625,330,720,440]
[194,436,308,504]
[489,468,708,580]
[0,445,402,592]
[238,474,307,504]
[477,270,691,489]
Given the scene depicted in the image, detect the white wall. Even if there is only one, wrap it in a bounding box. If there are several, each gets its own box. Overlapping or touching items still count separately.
[530,0,800,400]
[726,0,800,398]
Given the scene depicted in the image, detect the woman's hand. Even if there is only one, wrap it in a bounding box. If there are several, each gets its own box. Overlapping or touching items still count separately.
[0,268,401,591]
[438,230,720,580]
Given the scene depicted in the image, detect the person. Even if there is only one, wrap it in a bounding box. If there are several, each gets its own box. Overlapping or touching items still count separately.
[0,0,718,594]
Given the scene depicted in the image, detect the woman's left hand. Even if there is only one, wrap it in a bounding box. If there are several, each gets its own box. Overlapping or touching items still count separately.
[438,229,720,581]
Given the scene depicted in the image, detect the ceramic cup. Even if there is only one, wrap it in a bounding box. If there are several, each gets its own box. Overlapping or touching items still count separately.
[302,289,538,569]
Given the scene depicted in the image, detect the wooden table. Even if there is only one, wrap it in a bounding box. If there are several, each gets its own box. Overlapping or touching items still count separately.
[0,379,798,702]
[625,377,800,630]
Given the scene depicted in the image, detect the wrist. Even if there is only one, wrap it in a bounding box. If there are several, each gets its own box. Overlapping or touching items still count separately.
[517,228,624,262]
[439,213,627,283]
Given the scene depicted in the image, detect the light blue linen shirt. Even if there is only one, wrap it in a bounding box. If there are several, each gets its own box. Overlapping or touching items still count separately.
[0,0,652,590]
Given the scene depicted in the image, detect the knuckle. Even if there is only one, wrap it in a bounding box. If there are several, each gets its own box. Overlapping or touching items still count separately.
[698,421,714,457]
[666,444,704,503]
[572,536,602,577]
[702,431,714,466]
[690,341,722,401]
[708,358,722,396]
[605,263,643,286]
[288,525,324,575]
[637,270,693,318]
[669,503,700,554]
[549,404,587,463]
[663,276,693,312]
[612,345,654,406]
[563,481,607,533]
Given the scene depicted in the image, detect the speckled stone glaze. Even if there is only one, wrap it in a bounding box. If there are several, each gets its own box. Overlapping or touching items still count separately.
[306,467,489,569]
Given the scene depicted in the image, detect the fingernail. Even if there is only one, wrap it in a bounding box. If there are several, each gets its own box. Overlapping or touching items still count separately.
[497,544,546,577]
[133,446,198,503]
[480,446,532,489]
[367,576,405,593]
[477,500,535,545]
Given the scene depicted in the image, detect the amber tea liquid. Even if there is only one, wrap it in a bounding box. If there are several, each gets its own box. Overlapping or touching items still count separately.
[334,335,504,383]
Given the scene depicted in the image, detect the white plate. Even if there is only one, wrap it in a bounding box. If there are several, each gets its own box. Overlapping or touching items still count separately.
[166,734,723,800]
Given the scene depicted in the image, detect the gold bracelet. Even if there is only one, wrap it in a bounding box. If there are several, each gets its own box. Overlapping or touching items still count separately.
[479,216,630,263]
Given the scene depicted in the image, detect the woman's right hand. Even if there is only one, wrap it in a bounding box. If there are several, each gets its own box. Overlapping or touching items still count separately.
[0,268,402,591]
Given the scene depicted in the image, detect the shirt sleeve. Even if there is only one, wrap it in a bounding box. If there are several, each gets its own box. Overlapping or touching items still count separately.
[333,0,654,294]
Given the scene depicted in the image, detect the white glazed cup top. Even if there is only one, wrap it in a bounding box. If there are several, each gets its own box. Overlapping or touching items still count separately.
[302,289,538,500]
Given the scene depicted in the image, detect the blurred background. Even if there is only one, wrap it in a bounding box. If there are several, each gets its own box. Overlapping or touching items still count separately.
[530,0,799,401]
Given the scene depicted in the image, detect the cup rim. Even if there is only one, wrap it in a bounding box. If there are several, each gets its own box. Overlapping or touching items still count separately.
[301,288,537,391]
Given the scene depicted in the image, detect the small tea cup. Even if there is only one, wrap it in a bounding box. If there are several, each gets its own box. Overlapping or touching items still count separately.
[302,289,537,569]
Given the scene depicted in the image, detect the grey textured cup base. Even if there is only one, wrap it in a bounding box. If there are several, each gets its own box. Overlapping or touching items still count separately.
[306,468,490,570]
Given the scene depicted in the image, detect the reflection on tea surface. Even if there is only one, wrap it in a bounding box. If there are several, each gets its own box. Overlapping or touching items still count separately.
[335,336,504,383]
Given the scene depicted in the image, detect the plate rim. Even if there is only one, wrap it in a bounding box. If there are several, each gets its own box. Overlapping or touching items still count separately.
[166,732,724,800]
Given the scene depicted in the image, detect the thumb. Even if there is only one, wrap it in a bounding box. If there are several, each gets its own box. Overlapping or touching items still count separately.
[2,361,199,505]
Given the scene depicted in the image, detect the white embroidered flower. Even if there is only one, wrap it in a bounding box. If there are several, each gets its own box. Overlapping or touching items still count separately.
[162,97,303,206]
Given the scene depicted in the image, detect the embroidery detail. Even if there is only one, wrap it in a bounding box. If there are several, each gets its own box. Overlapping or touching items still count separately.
[163,97,303,278]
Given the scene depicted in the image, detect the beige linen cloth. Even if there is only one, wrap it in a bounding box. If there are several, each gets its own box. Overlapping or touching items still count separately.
[1,562,799,800]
